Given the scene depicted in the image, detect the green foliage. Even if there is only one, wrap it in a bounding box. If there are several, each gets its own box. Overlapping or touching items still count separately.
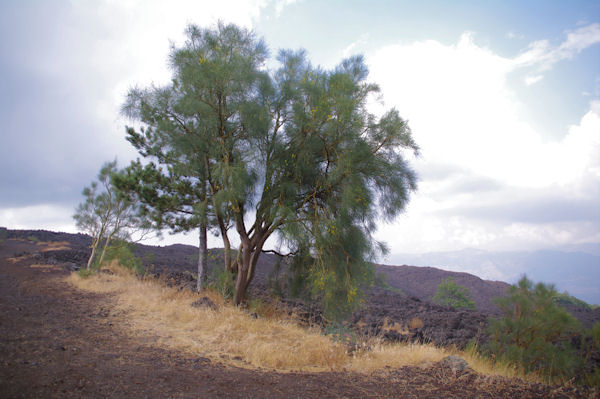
[76,268,94,278]
[208,267,236,300]
[486,276,582,383]
[374,271,404,294]
[553,291,594,310]
[432,277,476,310]
[119,22,418,309]
[27,235,40,243]
[103,241,145,276]
[74,161,146,270]
[266,260,286,298]
[143,252,155,266]
[582,322,600,386]
[325,322,357,346]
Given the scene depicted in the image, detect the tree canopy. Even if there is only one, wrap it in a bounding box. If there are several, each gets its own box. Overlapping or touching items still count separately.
[116,22,419,314]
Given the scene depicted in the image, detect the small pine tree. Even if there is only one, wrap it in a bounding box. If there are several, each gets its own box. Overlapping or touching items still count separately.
[432,277,476,310]
[486,276,581,382]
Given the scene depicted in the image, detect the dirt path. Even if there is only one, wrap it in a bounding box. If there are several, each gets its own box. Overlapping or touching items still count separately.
[0,239,592,398]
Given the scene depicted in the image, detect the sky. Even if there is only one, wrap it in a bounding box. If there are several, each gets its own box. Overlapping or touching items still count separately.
[1,1,599,268]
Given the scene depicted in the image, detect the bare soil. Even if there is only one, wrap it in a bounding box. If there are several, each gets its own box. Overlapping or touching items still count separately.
[1,236,597,398]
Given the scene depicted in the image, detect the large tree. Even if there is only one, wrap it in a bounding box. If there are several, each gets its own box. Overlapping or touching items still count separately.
[119,22,419,310]
[116,23,268,290]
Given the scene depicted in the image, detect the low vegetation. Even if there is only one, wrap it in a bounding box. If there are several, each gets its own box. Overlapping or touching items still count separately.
[483,276,600,385]
[432,277,476,310]
[67,259,528,379]
[554,291,597,310]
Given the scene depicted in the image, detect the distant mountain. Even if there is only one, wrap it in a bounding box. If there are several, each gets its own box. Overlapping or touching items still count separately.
[390,248,600,306]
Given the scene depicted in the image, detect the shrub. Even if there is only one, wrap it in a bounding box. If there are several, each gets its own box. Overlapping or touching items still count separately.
[27,235,40,243]
[103,241,145,276]
[432,277,475,310]
[374,271,404,294]
[486,276,582,383]
[325,322,356,346]
[208,267,236,299]
[77,268,94,278]
[553,291,594,310]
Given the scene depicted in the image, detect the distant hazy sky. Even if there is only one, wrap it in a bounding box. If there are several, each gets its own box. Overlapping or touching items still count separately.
[1,0,599,259]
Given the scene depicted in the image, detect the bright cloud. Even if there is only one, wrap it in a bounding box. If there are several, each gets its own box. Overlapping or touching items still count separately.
[0,205,79,234]
[368,29,600,254]
[524,75,543,85]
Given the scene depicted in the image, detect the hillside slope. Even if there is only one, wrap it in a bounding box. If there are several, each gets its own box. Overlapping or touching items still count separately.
[4,228,599,331]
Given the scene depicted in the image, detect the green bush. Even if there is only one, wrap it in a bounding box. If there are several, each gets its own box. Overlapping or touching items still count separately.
[553,291,594,310]
[77,268,94,278]
[432,277,475,310]
[574,322,600,386]
[209,267,236,299]
[103,241,145,276]
[325,322,356,346]
[486,276,582,383]
[27,235,40,243]
[374,271,403,294]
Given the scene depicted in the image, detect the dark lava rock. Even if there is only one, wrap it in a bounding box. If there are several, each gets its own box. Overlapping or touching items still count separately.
[42,249,88,266]
[352,288,488,348]
[191,297,218,311]
[439,355,471,374]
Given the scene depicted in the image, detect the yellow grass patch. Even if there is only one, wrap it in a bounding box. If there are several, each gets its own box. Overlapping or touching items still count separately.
[348,340,527,380]
[67,262,347,371]
[38,241,71,252]
[66,262,531,379]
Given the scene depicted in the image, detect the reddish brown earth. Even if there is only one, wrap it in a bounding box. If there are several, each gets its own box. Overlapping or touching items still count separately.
[1,236,597,398]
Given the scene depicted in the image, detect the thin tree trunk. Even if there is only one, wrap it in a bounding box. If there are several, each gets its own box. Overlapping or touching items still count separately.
[98,231,115,267]
[197,223,208,292]
[87,242,98,270]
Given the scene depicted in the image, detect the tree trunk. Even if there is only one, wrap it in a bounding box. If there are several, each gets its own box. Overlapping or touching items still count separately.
[98,231,115,267]
[233,246,251,305]
[86,242,98,270]
[215,214,237,273]
[197,223,208,292]
[232,238,265,305]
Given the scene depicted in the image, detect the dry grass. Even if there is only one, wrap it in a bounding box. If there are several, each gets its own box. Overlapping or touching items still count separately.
[67,262,347,371]
[37,241,71,252]
[66,262,532,380]
[346,339,526,380]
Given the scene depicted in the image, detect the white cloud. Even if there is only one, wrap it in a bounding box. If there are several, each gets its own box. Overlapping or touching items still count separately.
[0,205,79,234]
[513,23,600,71]
[524,74,543,85]
[368,30,600,255]
[506,30,524,40]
